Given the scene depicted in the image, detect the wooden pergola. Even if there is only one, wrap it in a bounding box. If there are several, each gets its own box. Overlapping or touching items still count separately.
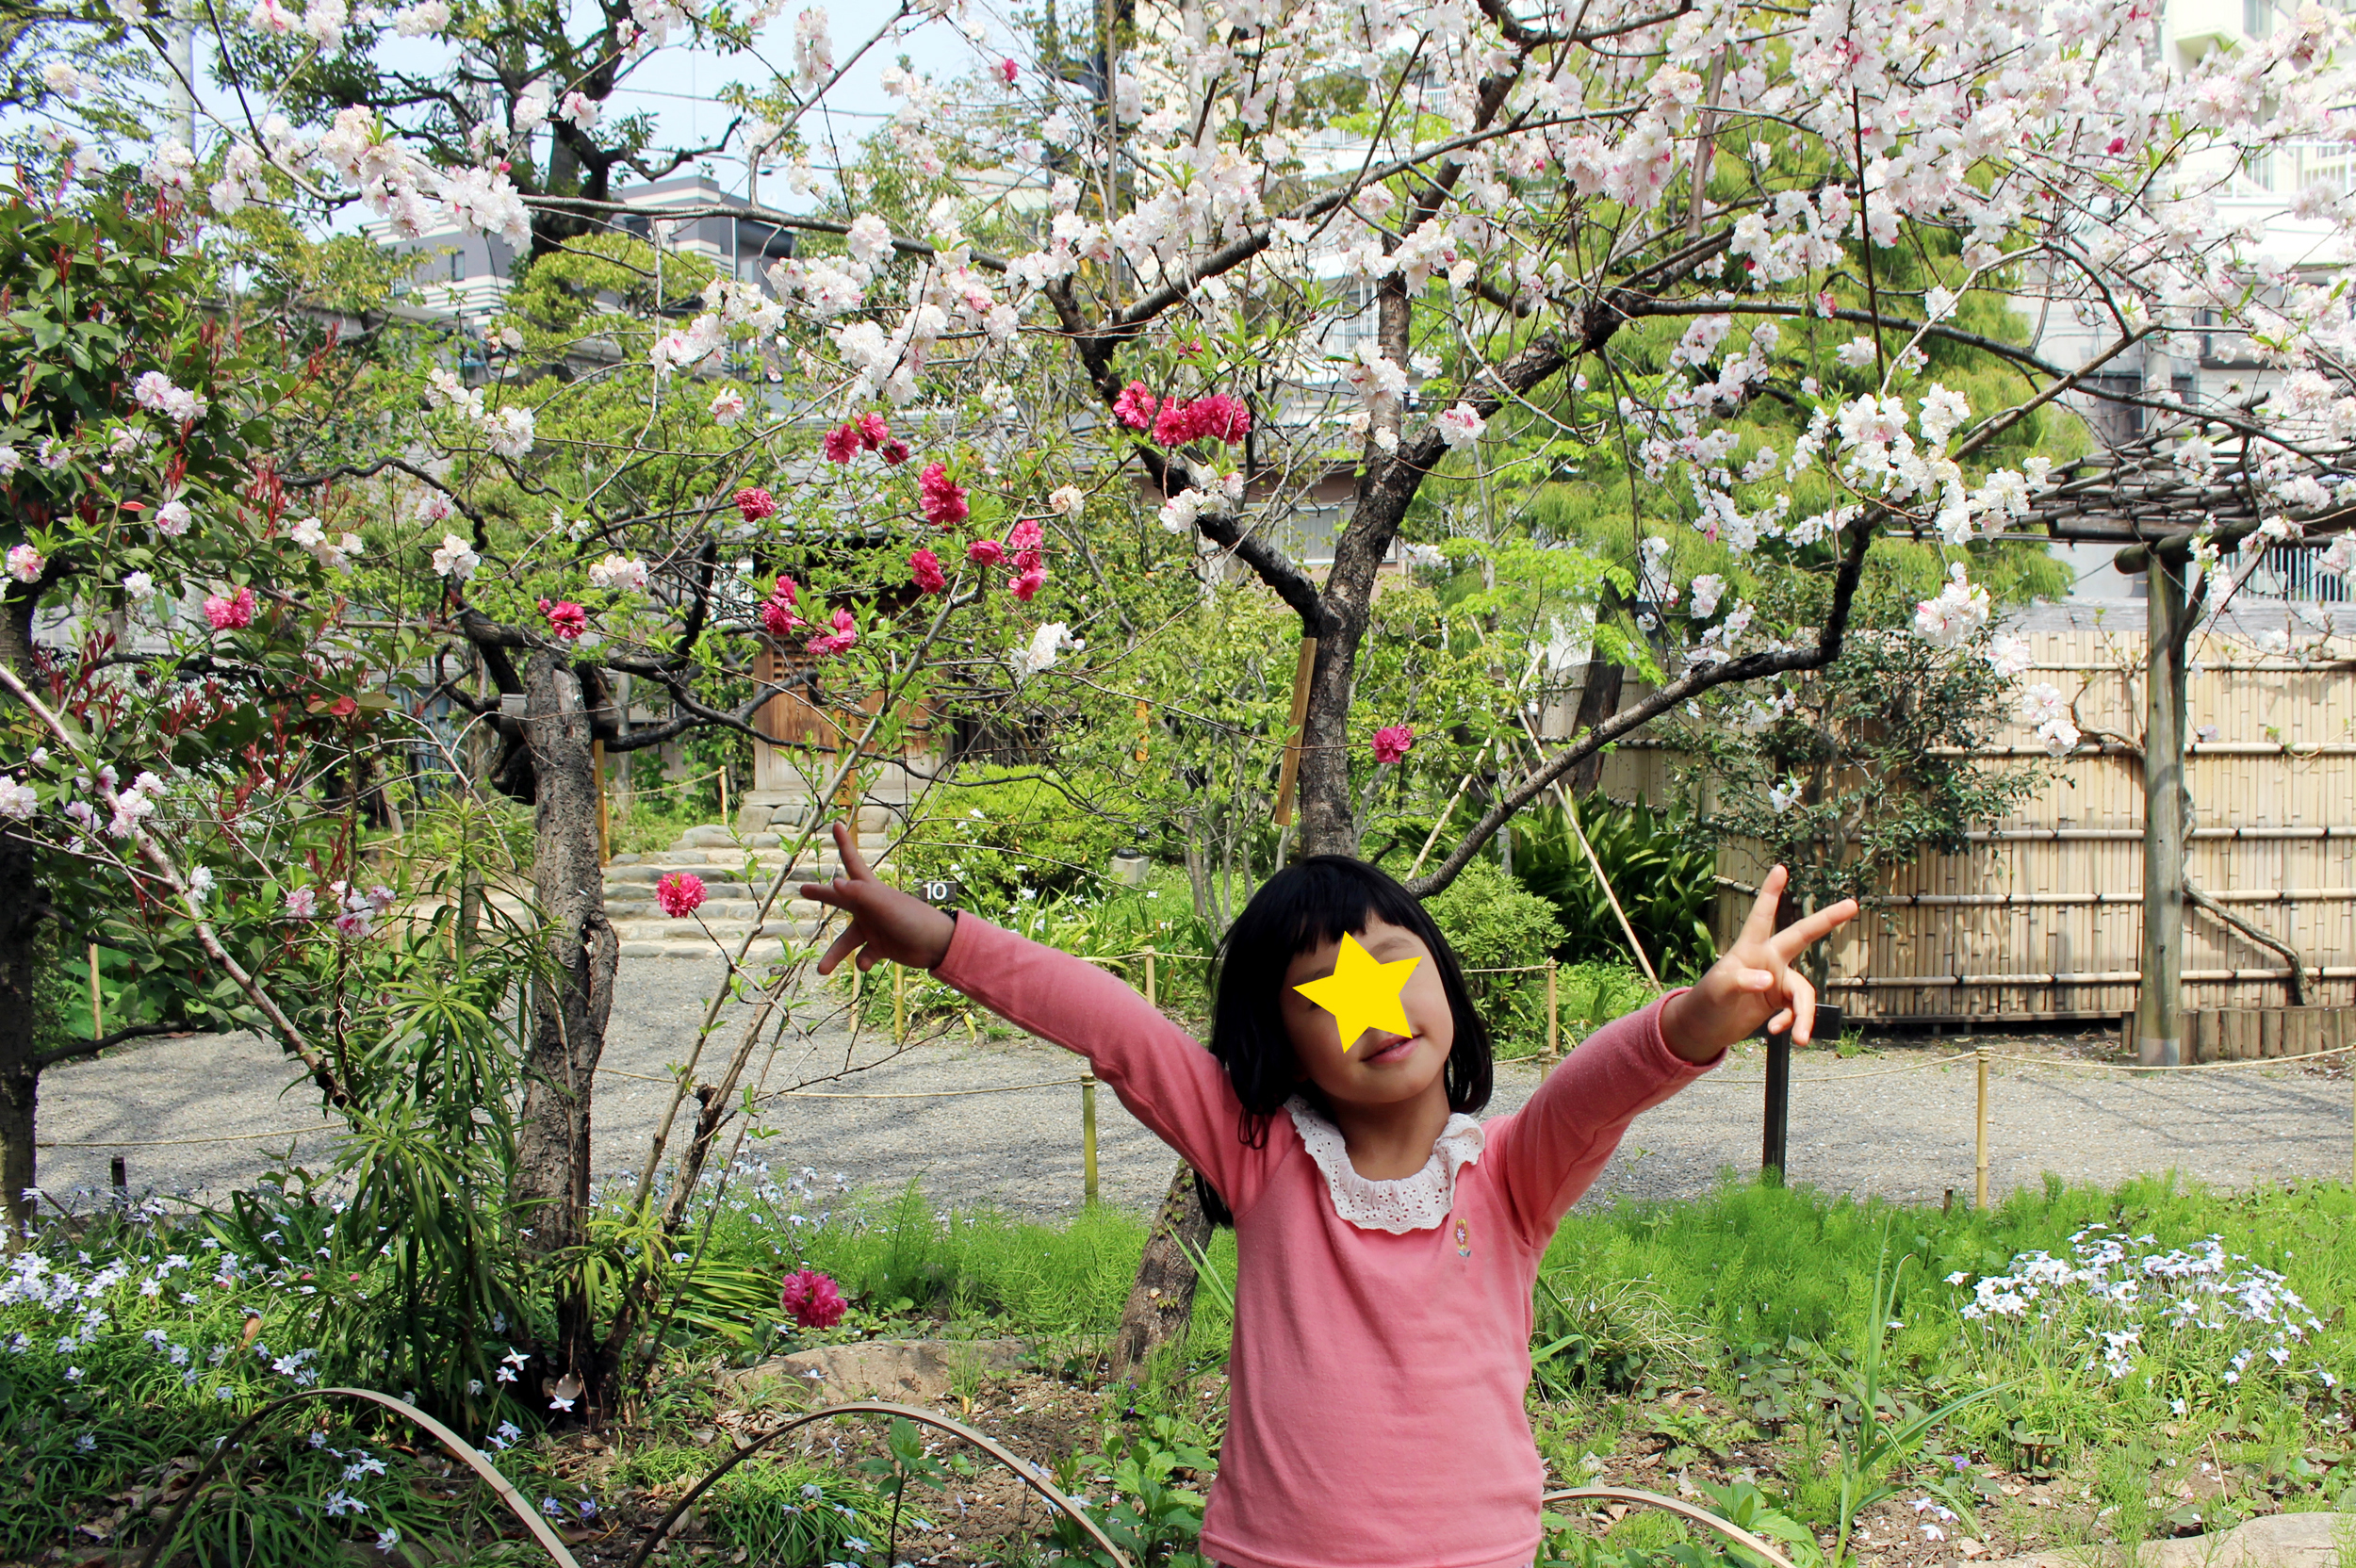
[2017,417,2356,1064]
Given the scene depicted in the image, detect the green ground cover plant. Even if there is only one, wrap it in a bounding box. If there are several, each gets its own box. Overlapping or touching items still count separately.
[8,1169,2350,1566]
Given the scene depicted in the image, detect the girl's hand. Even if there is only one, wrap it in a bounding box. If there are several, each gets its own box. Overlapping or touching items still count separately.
[1660,865,1858,1063]
[797,820,957,975]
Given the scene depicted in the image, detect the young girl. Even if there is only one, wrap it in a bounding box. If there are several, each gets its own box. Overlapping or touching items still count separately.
[802,823,1856,1568]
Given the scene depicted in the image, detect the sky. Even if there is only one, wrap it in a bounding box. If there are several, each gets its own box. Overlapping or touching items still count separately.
[10,1,994,222]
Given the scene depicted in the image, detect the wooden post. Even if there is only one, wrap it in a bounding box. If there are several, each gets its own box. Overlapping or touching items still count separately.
[2135,553,2190,1067]
[592,739,611,864]
[1270,636,1317,828]
[1546,958,1560,1060]
[1549,748,1660,988]
[1082,1072,1101,1205]
[893,963,907,1045]
[1975,1047,1990,1209]
[718,767,729,827]
[88,942,102,1038]
[1144,946,1158,1007]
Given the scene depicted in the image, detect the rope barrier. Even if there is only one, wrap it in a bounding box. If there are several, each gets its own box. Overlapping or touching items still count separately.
[1693,1042,2353,1086]
[38,1126,341,1149]
[1978,1043,2355,1072]
[755,1076,1094,1102]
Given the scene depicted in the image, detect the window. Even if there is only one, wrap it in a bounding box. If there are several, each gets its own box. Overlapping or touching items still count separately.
[2245,0,2270,35]
[2250,544,2351,602]
[2079,372,2143,447]
[1319,280,1380,366]
[448,248,466,283]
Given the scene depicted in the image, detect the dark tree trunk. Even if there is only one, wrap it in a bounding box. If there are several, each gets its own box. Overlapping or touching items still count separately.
[510,651,618,1406]
[1565,662,1624,797]
[1108,1162,1215,1382]
[1,589,46,1244]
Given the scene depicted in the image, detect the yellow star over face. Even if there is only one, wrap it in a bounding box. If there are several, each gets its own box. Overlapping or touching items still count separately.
[1293,933,1420,1053]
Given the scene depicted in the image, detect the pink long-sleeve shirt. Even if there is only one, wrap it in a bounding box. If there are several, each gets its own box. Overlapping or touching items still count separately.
[932,914,1720,1568]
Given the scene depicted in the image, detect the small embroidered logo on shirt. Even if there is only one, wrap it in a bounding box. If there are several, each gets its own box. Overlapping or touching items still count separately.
[1453,1218,1471,1258]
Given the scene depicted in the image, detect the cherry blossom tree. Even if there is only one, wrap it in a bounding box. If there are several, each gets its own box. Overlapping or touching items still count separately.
[19,0,2356,1382]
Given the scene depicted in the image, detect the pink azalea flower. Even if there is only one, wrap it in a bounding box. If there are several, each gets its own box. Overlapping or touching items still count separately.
[1111,381,1158,432]
[805,607,859,657]
[735,486,779,522]
[908,547,946,593]
[538,598,587,640]
[1372,725,1416,764]
[966,537,1005,567]
[857,412,890,447]
[655,872,706,918]
[919,462,969,528]
[203,587,256,630]
[1009,565,1046,601]
[779,1267,847,1329]
[821,424,861,464]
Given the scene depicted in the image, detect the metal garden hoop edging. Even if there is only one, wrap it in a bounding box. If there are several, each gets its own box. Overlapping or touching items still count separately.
[134,1386,583,1568]
[1543,1485,1803,1568]
[622,1399,1132,1568]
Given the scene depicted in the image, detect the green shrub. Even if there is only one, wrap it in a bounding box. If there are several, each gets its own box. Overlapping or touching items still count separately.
[898,766,1136,915]
[1512,796,1719,981]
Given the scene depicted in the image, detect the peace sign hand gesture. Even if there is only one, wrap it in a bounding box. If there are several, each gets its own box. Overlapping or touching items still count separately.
[1659,865,1858,1063]
[797,820,958,976]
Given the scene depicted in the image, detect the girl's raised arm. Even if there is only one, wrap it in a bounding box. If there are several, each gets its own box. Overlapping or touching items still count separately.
[1490,867,1857,1243]
[800,822,1271,1216]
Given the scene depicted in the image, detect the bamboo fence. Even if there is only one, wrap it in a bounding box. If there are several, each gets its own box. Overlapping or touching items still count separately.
[1592,608,2356,1025]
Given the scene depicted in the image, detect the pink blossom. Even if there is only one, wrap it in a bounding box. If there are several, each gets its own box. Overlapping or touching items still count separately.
[1372,725,1416,764]
[1009,565,1046,600]
[538,598,588,640]
[1153,398,1202,447]
[966,537,1005,567]
[759,574,803,637]
[806,607,859,657]
[779,1267,846,1329]
[284,886,319,919]
[1006,518,1045,574]
[5,544,42,583]
[1192,393,1251,444]
[203,587,256,629]
[655,872,707,918]
[821,424,861,463]
[908,547,946,593]
[735,486,778,522]
[919,462,969,527]
[996,57,1019,86]
[877,438,910,466]
[857,412,890,447]
[1112,381,1158,432]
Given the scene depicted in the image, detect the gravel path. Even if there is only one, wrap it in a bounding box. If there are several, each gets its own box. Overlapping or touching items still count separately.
[34,957,2356,1217]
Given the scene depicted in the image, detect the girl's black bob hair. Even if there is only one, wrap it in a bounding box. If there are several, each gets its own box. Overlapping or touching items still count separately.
[1194,855,1493,1227]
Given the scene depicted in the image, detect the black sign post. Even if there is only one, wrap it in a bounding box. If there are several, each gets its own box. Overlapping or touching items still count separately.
[1761,1004,1841,1184]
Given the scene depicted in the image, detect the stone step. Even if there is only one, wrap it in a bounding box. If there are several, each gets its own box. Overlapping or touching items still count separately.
[603,895,827,921]
[675,823,892,852]
[605,850,862,877]
[613,919,827,955]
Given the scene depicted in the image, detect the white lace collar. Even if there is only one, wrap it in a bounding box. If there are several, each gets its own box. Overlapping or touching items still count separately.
[1284,1097,1486,1233]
